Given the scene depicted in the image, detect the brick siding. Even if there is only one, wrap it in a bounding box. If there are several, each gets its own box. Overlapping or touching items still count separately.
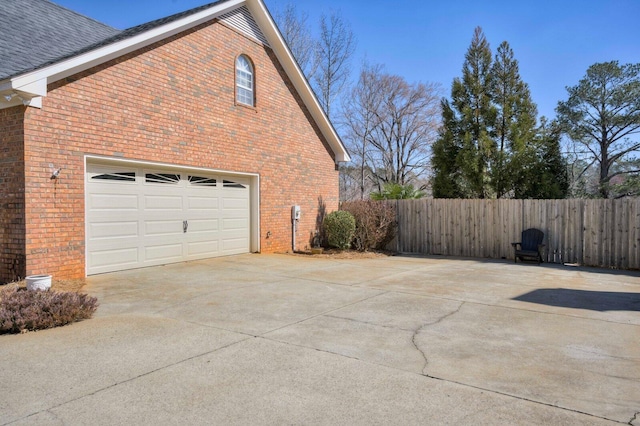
[15,19,338,279]
[0,106,26,283]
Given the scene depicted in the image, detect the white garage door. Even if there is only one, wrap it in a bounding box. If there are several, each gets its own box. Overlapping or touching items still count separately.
[86,163,251,275]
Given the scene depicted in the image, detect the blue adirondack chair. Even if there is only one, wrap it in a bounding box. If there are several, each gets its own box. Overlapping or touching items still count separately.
[512,228,545,264]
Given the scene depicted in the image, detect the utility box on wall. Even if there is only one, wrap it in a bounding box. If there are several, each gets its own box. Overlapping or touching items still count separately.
[291,205,301,221]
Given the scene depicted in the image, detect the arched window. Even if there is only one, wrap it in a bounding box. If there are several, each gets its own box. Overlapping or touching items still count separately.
[236,55,254,106]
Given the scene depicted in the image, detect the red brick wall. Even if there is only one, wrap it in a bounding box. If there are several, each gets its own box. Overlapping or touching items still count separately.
[22,20,339,278]
[0,106,26,283]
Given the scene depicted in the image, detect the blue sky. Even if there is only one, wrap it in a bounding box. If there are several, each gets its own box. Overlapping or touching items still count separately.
[53,0,639,120]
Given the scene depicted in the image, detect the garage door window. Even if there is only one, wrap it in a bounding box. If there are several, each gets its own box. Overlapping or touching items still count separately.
[189,176,218,186]
[223,179,247,189]
[145,173,180,184]
[91,171,136,182]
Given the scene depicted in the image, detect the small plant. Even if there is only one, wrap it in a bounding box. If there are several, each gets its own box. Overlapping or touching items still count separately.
[0,286,98,334]
[342,200,396,251]
[370,182,425,200]
[323,210,356,250]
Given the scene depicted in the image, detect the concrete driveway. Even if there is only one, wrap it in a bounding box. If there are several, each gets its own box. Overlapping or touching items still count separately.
[1,254,639,425]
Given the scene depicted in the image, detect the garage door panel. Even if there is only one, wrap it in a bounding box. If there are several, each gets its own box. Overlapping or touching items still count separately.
[87,163,252,275]
[222,218,248,231]
[90,247,139,269]
[144,195,183,211]
[187,219,219,232]
[222,197,248,210]
[90,221,139,239]
[89,237,139,252]
[144,243,183,262]
[89,193,139,211]
[144,220,184,236]
[221,237,249,253]
[88,181,139,193]
[188,196,220,210]
[89,213,140,222]
[187,240,220,257]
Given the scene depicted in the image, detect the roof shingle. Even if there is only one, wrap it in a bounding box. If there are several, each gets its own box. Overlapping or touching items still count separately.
[0,0,120,80]
[0,0,231,81]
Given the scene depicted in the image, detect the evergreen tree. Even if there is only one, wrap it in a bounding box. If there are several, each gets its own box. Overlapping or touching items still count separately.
[432,99,464,197]
[433,27,495,198]
[512,118,569,198]
[538,124,570,199]
[490,41,538,198]
[432,28,568,199]
[456,27,496,198]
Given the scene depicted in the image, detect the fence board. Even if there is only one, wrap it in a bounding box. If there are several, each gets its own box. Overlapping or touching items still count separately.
[394,198,639,270]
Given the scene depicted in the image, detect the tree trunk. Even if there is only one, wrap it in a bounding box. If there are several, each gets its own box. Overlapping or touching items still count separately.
[599,131,609,198]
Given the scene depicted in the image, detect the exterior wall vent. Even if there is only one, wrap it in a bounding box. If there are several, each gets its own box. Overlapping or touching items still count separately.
[219,6,269,46]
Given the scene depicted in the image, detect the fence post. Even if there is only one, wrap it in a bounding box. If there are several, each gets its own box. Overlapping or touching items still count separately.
[395,199,400,253]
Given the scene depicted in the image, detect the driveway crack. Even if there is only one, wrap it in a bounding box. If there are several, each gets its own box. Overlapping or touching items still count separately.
[630,411,639,425]
[322,314,414,332]
[412,301,465,375]
[260,291,389,336]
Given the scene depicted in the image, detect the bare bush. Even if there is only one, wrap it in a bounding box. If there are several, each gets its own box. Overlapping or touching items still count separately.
[342,200,396,251]
[0,287,98,334]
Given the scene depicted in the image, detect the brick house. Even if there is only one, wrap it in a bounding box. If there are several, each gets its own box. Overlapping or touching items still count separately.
[0,0,349,282]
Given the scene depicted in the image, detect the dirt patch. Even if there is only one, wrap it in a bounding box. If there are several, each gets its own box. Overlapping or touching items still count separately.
[288,249,394,259]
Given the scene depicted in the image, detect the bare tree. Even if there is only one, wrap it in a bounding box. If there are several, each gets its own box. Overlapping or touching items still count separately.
[342,62,384,199]
[369,73,441,186]
[272,3,316,79]
[338,164,365,202]
[342,65,441,197]
[313,11,356,120]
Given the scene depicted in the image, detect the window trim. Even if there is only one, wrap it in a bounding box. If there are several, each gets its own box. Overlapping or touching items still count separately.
[235,54,255,108]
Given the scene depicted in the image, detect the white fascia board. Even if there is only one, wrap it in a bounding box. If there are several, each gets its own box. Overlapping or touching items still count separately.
[15,78,47,96]
[4,0,245,93]
[245,0,350,163]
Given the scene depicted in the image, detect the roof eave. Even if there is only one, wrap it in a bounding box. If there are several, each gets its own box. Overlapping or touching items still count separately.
[0,0,245,110]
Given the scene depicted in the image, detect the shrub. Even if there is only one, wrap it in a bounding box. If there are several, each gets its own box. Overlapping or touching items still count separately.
[0,287,98,334]
[342,200,397,251]
[323,210,356,250]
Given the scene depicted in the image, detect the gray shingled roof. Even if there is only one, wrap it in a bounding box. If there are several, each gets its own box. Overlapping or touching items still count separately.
[0,0,231,81]
[0,0,120,80]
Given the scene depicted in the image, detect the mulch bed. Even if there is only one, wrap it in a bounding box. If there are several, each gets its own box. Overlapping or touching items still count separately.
[288,249,394,259]
[1,278,87,295]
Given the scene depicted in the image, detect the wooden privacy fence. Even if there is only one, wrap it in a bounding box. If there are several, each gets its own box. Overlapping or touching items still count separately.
[393,198,640,270]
